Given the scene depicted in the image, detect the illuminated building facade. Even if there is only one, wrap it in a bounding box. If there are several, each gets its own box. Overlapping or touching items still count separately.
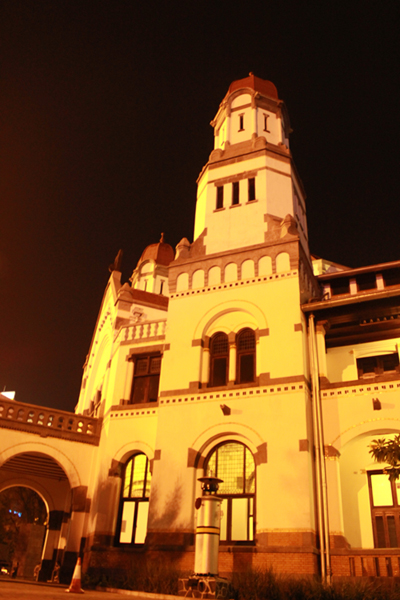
[1,74,400,580]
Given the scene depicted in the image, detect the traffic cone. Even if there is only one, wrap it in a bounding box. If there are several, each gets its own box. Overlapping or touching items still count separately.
[65,557,84,594]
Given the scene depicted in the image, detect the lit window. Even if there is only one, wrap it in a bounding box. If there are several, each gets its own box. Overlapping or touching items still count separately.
[368,471,400,548]
[236,329,256,383]
[232,181,239,205]
[130,355,161,404]
[216,186,224,209]
[205,442,255,543]
[357,354,399,379]
[248,178,256,201]
[209,333,229,387]
[117,453,151,545]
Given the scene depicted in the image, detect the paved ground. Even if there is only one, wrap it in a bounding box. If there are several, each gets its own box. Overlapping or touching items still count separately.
[0,578,182,600]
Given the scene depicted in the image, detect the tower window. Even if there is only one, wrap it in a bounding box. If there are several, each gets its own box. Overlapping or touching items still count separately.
[239,115,244,131]
[232,181,239,206]
[209,333,229,387]
[236,328,256,383]
[216,186,224,209]
[130,355,161,404]
[248,178,256,202]
[263,114,270,132]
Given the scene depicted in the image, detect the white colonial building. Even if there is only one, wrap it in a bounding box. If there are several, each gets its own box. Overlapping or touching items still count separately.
[1,74,400,582]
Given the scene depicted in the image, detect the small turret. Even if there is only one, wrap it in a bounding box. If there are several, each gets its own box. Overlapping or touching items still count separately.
[130,233,174,295]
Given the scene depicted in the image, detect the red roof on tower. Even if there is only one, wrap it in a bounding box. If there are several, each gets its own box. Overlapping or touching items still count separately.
[137,233,175,267]
[226,73,278,100]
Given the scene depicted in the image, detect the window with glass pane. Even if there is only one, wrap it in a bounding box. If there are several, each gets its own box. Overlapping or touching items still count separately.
[216,186,224,209]
[368,471,400,548]
[232,181,239,205]
[357,354,399,378]
[236,328,256,384]
[205,442,255,543]
[209,333,229,387]
[248,178,256,201]
[117,453,151,545]
[130,354,161,404]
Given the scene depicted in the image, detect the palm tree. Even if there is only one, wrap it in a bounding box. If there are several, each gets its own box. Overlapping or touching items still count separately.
[369,434,400,481]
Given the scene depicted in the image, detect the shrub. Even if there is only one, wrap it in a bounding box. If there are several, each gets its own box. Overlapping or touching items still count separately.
[231,568,400,600]
[83,558,182,594]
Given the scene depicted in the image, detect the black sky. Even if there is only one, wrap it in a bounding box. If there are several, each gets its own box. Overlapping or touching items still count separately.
[1,1,399,411]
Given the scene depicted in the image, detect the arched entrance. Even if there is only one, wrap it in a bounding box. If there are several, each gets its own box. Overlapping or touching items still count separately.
[0,452,73,582]
[0,486,47,578]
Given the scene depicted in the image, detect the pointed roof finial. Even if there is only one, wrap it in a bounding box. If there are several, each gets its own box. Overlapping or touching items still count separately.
[160,232,165,243]
[109,249,123,273]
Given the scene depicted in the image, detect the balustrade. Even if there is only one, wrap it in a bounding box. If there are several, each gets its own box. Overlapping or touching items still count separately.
[0,397,99,445]
[120,319,167,343]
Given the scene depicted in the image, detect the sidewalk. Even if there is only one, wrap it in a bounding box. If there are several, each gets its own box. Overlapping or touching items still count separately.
[0,578,182,600]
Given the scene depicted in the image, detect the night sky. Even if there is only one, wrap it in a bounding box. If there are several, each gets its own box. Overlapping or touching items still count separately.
[1,2,399,411]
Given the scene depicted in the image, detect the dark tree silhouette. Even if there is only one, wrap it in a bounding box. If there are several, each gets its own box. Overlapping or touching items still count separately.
[0,487,47,563]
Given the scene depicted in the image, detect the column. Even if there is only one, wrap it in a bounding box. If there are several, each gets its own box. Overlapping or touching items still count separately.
[228,332,236,384]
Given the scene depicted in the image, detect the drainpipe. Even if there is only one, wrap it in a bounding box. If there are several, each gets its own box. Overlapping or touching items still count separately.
[309,313,331,583]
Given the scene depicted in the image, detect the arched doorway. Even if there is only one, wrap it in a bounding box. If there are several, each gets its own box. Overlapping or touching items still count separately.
[0,452,72,582]
[0,486,47,578]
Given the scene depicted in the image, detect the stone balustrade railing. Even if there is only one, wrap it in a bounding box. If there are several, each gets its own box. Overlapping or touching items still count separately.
[0,397,100,445]
[118,319,167,344]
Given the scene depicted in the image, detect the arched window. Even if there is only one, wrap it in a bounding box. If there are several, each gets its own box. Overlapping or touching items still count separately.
[117,453,151,545]
[241,259,254,279]
[276,252,290,273]
[205,442,255,542]
[192,269,205,289]
[224,262,238,282]
[208,266,221,286]
[236,328,256,383]
[176,272,189,292]
[209,333,229,387]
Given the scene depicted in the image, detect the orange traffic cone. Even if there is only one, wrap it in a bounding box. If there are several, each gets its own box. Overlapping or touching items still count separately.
[65,557,84,594]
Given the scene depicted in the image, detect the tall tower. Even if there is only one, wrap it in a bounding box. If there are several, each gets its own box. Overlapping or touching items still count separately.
[149,75,319,573]
[193,73,309,258]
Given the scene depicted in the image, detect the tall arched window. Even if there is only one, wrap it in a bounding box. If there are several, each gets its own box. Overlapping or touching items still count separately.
[117,453,151,545]
[205,442,255,542]
[209,333,229,387]
[236,328,256,383]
